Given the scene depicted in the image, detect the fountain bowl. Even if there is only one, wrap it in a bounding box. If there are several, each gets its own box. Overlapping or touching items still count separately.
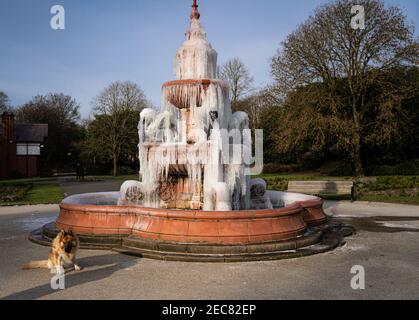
[29,191,353,262]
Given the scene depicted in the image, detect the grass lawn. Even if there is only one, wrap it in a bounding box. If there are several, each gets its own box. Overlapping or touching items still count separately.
[0,177,57,185]
[0,183,63,206]
[355,176,419,205]
[255,174,352,180]
[357,194,419,205]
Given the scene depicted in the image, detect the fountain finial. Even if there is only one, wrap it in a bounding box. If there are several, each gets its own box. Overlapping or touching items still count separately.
[191,0,200,20]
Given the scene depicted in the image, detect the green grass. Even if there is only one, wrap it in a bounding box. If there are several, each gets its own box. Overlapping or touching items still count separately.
[0,177,57,185]
[353,176,418,204]
[254,174,353,184]
[357,194,419,205]
[255,174,352,181]
[0,183,63,206]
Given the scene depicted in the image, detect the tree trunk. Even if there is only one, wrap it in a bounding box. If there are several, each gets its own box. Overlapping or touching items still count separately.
[113,156,117,177]
[352,132,364,178]
[350,97,364,178]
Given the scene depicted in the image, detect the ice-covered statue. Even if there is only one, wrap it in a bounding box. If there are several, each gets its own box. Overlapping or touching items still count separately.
[120,0,267,211]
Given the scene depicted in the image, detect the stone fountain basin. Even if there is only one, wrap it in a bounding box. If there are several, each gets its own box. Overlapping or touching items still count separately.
[55,191,326,245]
[28,191,352,262]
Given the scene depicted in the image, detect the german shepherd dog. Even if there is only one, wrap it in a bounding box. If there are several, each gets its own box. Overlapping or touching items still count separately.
[23,230,81,274]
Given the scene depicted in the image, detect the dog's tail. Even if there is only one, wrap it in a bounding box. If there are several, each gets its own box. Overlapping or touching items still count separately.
[22,260,49,270]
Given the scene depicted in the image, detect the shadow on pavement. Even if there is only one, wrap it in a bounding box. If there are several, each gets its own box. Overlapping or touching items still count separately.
[1,253,140,300]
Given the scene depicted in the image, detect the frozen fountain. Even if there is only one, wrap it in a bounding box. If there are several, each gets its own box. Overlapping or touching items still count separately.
[30,1,352,262]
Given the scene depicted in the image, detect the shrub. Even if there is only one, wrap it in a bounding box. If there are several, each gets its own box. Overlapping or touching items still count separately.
[112,165,137,176]
[262,163,302,174]
[355,176,419,196]
[10,171,24,180]
[365,160,419,176]
[86,163,112,175]
[262,176,289,191]
[319,161,353,176]
[0,184,32,202]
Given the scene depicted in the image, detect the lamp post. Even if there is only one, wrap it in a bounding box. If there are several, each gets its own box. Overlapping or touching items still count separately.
[38,144,44,177]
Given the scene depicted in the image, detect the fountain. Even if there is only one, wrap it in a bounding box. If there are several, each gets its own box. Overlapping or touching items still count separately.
[30,1,353,262]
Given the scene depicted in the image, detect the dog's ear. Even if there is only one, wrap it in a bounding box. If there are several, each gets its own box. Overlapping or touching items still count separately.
[67,230,74,236]
[58,230,65,236]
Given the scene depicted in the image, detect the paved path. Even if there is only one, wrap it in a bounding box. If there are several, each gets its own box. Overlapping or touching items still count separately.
[0,187,418,299]
[325,201,419,218]
[57,178,122,197]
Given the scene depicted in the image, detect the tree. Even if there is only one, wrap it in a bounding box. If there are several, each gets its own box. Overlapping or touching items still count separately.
[361,66,419,166]
[259,105,284,164]
[234,91,270,131]
[15,93,84,171]
[0,91,11,113]
[90,81,150,176]
[271,0,418,176]
[219,58,254,110]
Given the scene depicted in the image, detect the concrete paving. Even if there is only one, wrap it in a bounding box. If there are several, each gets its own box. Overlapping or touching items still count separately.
[0,183,418,299]
[325,201,419,218]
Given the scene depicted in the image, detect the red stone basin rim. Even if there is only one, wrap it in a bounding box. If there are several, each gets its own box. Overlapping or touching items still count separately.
[56,191,328,245]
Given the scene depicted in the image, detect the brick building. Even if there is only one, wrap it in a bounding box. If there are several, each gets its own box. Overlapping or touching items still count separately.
[0,113,48,179]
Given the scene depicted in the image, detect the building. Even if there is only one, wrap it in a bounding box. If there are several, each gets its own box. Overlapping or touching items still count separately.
[0,112,48,179]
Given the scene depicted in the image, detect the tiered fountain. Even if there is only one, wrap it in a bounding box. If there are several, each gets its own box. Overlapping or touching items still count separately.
[30,1,352,262]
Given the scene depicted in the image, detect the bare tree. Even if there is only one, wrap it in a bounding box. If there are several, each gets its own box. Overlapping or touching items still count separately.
[234,91,270,131]
[271,0,418,176]
[91,81,150,176]
[219,58,254,109]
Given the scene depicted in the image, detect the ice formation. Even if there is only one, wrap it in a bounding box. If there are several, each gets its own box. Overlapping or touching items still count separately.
[119,1,274,211]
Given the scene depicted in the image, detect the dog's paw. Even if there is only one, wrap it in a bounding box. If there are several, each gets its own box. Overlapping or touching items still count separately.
[74,265,82,271]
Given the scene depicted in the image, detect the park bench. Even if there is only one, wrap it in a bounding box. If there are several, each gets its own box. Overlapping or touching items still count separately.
[287,180,354,200]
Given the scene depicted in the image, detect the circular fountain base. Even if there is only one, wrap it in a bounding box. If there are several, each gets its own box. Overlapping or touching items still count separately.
[29,191,354,262]
[30,222,353,262]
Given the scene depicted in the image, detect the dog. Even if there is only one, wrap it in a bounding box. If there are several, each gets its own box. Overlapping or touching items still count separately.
[23,230,81,274]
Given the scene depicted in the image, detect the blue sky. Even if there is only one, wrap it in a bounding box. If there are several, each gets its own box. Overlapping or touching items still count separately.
[1,0,418,118]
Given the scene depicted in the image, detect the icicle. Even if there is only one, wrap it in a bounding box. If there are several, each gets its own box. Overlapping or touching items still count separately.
[174,19,218,80]
[121,2,261,211]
